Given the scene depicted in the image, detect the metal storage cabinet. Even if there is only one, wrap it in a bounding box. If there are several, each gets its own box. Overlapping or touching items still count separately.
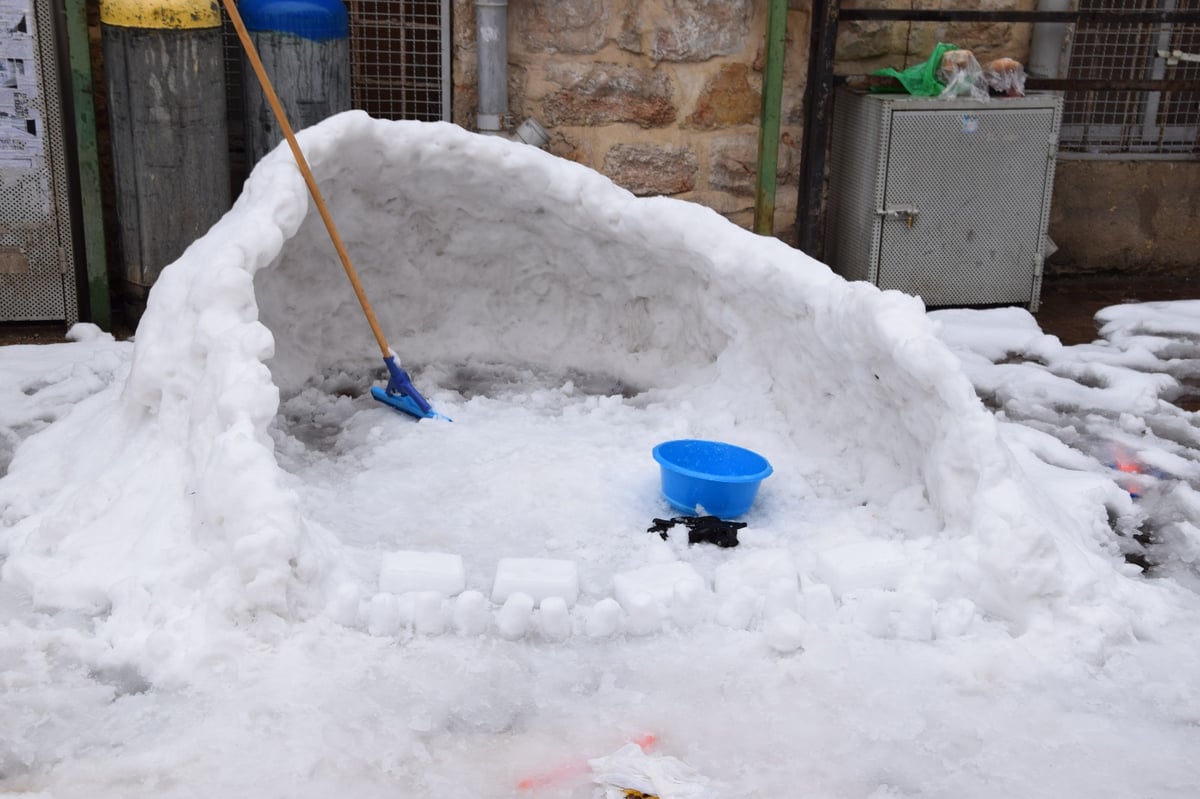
[826,88,1062,311]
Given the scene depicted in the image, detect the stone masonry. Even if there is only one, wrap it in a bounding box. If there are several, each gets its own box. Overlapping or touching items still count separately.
[452,0,1034,244]
[453,0,811,239]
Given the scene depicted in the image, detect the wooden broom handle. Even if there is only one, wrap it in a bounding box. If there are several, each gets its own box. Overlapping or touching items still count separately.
[221,0,391,359]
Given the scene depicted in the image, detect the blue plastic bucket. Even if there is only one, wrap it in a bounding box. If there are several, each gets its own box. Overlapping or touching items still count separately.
[652,439,773,518]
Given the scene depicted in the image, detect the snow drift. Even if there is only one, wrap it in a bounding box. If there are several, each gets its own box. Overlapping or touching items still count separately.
[0,114,1126,665]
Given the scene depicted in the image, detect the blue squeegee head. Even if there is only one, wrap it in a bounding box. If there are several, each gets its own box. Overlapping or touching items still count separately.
[372,355,439,420]
[371,386,438,419]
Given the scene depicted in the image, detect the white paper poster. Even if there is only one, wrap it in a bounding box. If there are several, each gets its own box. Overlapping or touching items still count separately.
[0,0,42,168]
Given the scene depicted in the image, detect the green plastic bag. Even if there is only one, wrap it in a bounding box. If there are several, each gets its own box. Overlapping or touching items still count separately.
[871,42,960,96]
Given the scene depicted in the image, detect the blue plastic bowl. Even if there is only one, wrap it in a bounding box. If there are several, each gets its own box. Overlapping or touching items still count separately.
[652,439,773,518]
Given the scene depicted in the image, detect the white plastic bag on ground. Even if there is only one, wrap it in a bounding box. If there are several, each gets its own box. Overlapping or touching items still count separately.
[589,742,717,799]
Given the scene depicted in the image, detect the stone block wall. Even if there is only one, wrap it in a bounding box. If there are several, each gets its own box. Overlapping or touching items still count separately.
[836,0,1036,76]
[452,0,811,240]
[451,0,1037,244]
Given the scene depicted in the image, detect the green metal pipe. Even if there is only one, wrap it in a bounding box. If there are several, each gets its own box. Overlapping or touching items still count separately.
[754,0,788,236]
[64,0,111,329]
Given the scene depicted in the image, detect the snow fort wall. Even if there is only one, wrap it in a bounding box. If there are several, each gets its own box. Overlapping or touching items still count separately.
[237,114,1081,618]
[0,113,1112,656]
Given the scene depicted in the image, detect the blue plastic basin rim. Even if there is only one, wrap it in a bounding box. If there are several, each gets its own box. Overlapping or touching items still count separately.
[652,440,774,484]
[240,0,349,41]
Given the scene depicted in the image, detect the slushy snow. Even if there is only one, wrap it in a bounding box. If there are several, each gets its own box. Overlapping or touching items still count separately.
[2,113,1199,797]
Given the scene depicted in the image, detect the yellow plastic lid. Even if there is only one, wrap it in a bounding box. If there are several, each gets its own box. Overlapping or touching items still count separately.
[100,0,221,30]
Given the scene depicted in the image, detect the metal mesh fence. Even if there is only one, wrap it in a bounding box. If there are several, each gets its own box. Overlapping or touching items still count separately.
[221,0,449,180]
[1061,0,1199,157]
[347,0,449,122]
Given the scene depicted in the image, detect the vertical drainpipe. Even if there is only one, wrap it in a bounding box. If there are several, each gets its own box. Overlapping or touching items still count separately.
[1028,0,1071,79]
[475,0,508,134]
[754,0,788,236]
[474,0,548,146]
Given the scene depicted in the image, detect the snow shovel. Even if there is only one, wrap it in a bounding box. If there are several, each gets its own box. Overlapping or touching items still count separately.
[222,0,444,421]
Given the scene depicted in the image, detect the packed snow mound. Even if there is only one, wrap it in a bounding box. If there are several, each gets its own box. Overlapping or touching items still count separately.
[0,114,1130,668]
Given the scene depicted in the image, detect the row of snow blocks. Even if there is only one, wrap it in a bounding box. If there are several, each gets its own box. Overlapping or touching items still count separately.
[100,0,231,304]
[356,547,980,647]
[239,0,351,168]
[370,552,582,640]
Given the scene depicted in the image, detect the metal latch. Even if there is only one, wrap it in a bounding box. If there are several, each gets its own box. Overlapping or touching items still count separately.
[879,205,920,227]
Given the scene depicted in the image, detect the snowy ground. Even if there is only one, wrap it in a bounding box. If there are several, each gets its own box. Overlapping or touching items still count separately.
[2,116,1199,798]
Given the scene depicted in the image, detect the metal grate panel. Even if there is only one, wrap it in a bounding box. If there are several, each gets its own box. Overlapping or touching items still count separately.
[827,91,1061,310]
[1061,0,1199,157]
[0,0,77,323]
[347,0,450,122]
[222,0,450,186]
[828,88,888,284]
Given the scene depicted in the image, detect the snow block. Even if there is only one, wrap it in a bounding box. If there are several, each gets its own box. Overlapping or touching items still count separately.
[814,541,908,597]
[623,591,663,636]
[326,581,363,627]
[366,592,405,637]
[717,588,758,630]
[933,597,976,639]
[714,548,797,595]
[848,589,895,638]
[612,561,706,612]
[894,591,936,641]
[764,610,807,653]
[453,590,490,636]
[413,591,446,635]
[801,582,838,626]
[586,598,623,638]
[380,551,466,597]
[765,577,801,617]
[496,592,535,639]
[670,578,709,627]
[492,558,579,606]
[538,597,572,641]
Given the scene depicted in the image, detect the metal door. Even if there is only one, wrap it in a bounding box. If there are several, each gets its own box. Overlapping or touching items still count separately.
[877,107,1057,307]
